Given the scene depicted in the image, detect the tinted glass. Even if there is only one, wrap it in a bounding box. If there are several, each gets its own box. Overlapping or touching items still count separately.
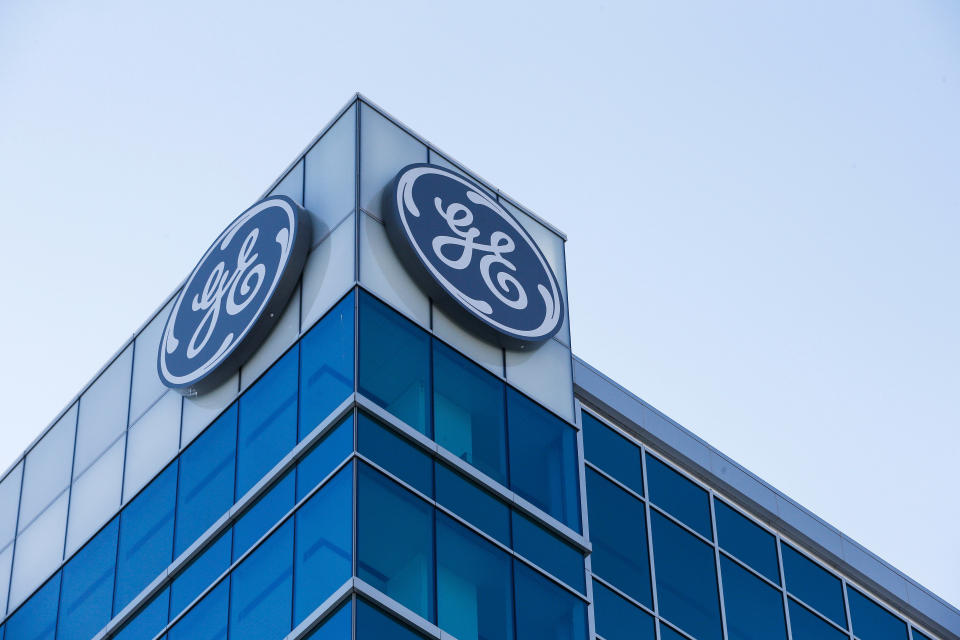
[297,414,354,501]
[720,555,787,640]
[299,293,354,440]
[5,572,60,640]
[356,598,429,640]
[168,578,228,640]
[513,561,588,640]
[591,580,656,640]
[788,598,848,640]
[57,517,118,640]
[848,586,908,640]
[507,390,580,531]
[303,600,352,640]
[651,511,722,640]
[113,587,170,640]
[646,454,712,539]
[359,293,430,436]
[781,543,846,627]
[357,413,432,496]
[585,468,651,606]
[171,533,231,617]
[912,629,933,640]
[230,520,294,640]
[433,341,507,484]
[714,499,779,583]
[435,463,510,546]
[512,511,584,592]
[581,412,643,495]
[659,624,689,640]
[232,473,294,561]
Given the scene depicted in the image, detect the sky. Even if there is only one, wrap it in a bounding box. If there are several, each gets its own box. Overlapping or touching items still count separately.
[1,0,958,612]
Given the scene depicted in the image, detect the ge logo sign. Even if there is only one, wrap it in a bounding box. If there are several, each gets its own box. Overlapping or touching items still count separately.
[158,196,311,395]
[384,164,564,348]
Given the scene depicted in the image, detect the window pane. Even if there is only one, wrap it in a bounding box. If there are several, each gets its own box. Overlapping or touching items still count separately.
[650,511,722,640]
[581,412,643,495]
[720,555,787,640]
[304,102,356,237]
[358,293,430,435]
[435,463,510,546]
[585,468,651,607]
[645,454,711,540]
[658,624,688,640]
[357,412,432,497]
[5,572,60,640]
[507,390,580,531]
[513,561,588,640]
[848,586,908,640]
[57,517,118,640]
[359,101,427,217]
[230,520,294,640]
[294,466,353,627]
[237,347,299,496]
[433,342,507,484]
[113,587,169,640]
[114,462,177,613]
[591,580,655,640]
[356,598,429,640]
[10,492,67,609]
[437,513,514,640]
[171,533,231,618]
[912,629,933,640]
[168,578,228,640]
[512,512,584,592]
[781,543,846,627]
[299,294,354,440]
[65,437,123,557]
[297,414,354,501]
[788,598,848,640]
[123,391,181,502]
[175,404,237,556]
[357,464,435,622]
[714,499,779,584]
[303,600,352,640]
[74,345,132,477]
[19,405,75,533]
[232,473,294,561]
[0,462,23,549]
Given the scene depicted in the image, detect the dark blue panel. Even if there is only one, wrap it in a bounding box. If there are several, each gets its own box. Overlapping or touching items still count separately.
[175,404,237,556]
[237,346,299,496]
[230,520,294,640]
[720,555,787,640]
[714,499,779,584]
[645,453,712,540]
[513,561,588,640]
[781,543,846,627]
[303,600,352,639]
[5,572,60,640]
[232,473,294,561]
[912,629,933,640]
[581,412,643,496]
[357,464,435,622]
[357,412,432,497]
[433,341,507,484]
[299,292,354,441]
[294,465,353,627]
[848,586,908,640]
[358,292,431,436]
[297,414,354,501]
[511,511,584,592]
[356,598,428,639]
[651,511,722,640]
[115,462,177,613]
[170,533,231,617]
[435,462,510,546]
[167,578,228,640]
[658,624,688,640]
[506,389,580,531]
[113,587,170,640]
[788,598,848,640]
[57,517,118,640]
[591,580,656,640]
[436,513,514,640]
[585,468,651,607]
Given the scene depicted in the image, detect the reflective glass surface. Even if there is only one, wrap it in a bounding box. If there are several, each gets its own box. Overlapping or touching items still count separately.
[304,103,356,237]
[581,412,643,495]
[168,578,228,640]
[171,533,231,617]
[113,587,169,640]
[591,579,655,640]
[646,454,712,540]
[56,517,117,640]
[435,463,510,546]
[513,562,588,640]
[781,543,847,627]
[659,624,688,640]
[848,586,908,640]
[355,598,428,640]
[297,414,353,501]
[232,474,294,561]
[788,597,848,640]
[720,555,786,640]
[229,520,294,640]
[714,499,779,584]
[511,511,584,592]
[357,413,432,496]
[303,600,351,640]
[5,572,59,640]
[299,294,354,440]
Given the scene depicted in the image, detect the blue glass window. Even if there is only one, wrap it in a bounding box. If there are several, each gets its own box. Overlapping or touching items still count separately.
[912,629,933,640]
[357,412,432,496]
[646,453,712,539]
[848,586,908,640]
[585,468,651,606]
[294,466,353,627]
[513,561,588,640]
[581,412,643,495]
[788,598,848,640]
[591,580,655,640]
[230,520,294,640]
[176,404,237,556]
[714,499,779,583]
[57,517,118,640]
[358,464,435,622]
[720,555,787,640]
[297,414,354,501]
[113,587,170,640]
[781,543,846,627]
[303,600,352,639]
[356,598,428,639]
[171,533,232,617]
[512,511,584,592]
[650,511,722,640]
[435,463,510,546]
[433,341,507,484]
[5,572,60,640]
[507,389,580,531]
[436,513,514,640]
[299,293,354,441]
[658,624,688,640]
[114,462,177,613]
[233,473,294,561]
[167,579,228,640]
[358,293,430,436]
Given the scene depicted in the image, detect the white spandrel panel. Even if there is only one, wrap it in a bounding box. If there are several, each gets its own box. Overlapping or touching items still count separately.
[432,305,504,377]
[0,461,23,549]
[505,338,574,422]
[269,159,304,205]
[9,491,68,609]
[74,344,133,478]
[301,214,356,332]
[304,104,356,242]
[181,372,238,449]
[18,404,77,533]
[359,213,430,328]
[129,297,175,424]
[359,102,427,219]
[240,285,301,391]
[65,437,124,556]
[0,542,11,617]
[123,391,181,503]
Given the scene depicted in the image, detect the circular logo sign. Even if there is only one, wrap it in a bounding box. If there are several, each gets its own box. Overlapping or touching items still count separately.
[158,196,312,395]
[384,164,564,348]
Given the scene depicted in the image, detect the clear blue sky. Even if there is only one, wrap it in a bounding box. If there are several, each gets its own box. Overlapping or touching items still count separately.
[1,0,958,609]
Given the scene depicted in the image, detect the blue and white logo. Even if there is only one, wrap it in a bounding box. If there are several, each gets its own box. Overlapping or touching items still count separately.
[158,196,311,395]
[384,164,564,348]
